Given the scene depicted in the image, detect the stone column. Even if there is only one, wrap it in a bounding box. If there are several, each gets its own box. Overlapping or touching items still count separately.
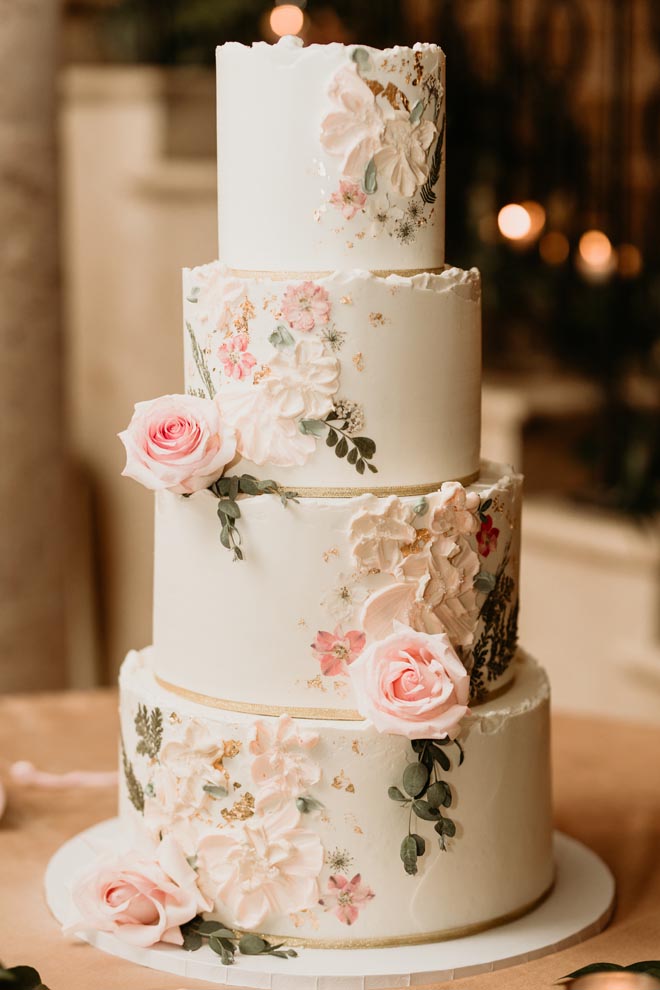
[0,0,66,691]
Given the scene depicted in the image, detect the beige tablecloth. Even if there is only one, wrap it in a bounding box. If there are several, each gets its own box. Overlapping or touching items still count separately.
[0,689,659,990]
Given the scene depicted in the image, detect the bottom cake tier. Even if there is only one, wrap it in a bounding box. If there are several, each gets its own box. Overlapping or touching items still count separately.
[119,648,554,947]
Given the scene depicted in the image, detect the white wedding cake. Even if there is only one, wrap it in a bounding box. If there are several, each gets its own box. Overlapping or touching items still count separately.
[113,37,553,952]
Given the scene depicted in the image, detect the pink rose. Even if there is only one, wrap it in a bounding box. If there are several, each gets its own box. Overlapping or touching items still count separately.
[67,835,210,947]
[281,281,331,332]
[348,623,470,740]
[119,393,236,495]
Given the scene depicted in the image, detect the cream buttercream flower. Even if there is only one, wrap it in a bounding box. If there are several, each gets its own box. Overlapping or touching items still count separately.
[374,114,436,197]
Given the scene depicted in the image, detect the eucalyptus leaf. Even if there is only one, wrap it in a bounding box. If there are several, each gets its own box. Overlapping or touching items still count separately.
[481,498,492,512]
[202,784,228,799]
[402,762,429,798]
[219,523,231,550]
[409,100,424,124]
[474,571,497,595]
[426,780,451,809]
[269,325,295,350]
[351,47,371,71]
[347,446,358,465]
[363,157,377,194]
[412,799,441,821]
[239,934,271,956]
[356,459,366,475]
[299,419,326,437]
[218,498,241,520]
[0,967,48,990]
[229,476,240,501]
[181,930,203,951]
[326,428,338,447]
[238,475,260,496]
[435,816,456,838]
[366,462,379,473]
[412,833,426,856]
[335,437,349,458]
[412,497,429,516]
[388,785,408,803]
[400,834,418,875]
[296,795,324,813]
[429,744,451,771]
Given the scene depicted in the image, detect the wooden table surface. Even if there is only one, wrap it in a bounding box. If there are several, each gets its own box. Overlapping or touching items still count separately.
[0,688,659,990]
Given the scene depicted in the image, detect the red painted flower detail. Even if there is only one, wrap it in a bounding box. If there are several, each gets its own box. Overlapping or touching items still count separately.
[311,626,366,677]
[476,515,500,558]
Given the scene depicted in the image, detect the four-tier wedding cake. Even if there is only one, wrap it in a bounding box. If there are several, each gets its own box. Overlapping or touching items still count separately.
[108,36,553,953]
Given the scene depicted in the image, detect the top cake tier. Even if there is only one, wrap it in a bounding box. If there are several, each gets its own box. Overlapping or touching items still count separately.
[216,37,446,272]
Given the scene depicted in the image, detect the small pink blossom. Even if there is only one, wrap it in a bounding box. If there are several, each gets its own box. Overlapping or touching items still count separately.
[311,626,366,677]
[319,873,374,926]
[330,179,367,220]
[218,332,257,381]
[281,281,331,332]
[476,516,500,557]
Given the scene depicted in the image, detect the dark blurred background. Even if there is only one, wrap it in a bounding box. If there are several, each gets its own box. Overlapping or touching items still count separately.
[1,0,658,721]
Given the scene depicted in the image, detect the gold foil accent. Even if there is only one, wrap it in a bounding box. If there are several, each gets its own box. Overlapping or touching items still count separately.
[155,676,365,721]
[228,267,447,280]
[352,352,365,372]
[401,527,432,557]
[290,470,480,499]
[221,791,255,822]
[369,311,385,326]
[331,770,355,793]
[246,878,555,949]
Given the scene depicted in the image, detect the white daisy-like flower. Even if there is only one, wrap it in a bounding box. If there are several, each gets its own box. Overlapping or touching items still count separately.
[320,572,368,621]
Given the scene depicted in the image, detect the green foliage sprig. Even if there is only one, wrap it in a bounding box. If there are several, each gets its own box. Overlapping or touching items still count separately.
[0,964,49,989]
[121,735,144,813]
[186,321,216,399]
[420,113,445,206]
[299,411,378,477]
[181,917,298,965]
[388,738,463,876]
[134,704,163,759]
[206,474,299,562]
[558,961,660,983]
[469,542,518,702]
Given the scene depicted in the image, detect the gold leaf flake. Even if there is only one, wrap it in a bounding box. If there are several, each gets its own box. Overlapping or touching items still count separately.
[169,712,182,724]
[221,791,255,822]
[253,366,271,385]
[351,739,362,755]
[352,352,365,372]
[401,528,432,557]
[322,547,339,563]
[297,617,307,629]
[340,295,353,305]
[346,241,354,250]
[355,231,366,240]
[369,312,386,327]
[332,770,355,794]
[333,680,349,699]
[307,675,327,692]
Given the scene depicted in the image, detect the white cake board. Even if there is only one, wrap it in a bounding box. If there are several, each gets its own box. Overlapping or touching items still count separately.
[46,819,614,989]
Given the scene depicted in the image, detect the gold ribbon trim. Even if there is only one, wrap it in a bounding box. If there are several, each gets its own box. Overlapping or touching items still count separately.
[240,877,556,949]
[156,670,515,721]
[289,470,480,500]
[228,266,447,281]
[155,676,365,721]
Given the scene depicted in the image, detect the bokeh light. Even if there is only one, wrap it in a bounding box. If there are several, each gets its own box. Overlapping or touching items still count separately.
[497,203,532,241]
[269,4,304,37]
[577,230,617,281]
[521,200,546,241]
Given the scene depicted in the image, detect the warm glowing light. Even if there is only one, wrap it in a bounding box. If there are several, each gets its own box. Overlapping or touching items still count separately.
[579,230,613,268]
[539,231,569,265]
[521,200,546,240]
[497,203,532,240]
[618,242,643,278]
[269,4,304,36]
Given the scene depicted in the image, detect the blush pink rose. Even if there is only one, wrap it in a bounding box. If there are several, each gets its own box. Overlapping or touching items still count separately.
[119,393,236,495]
[66,835,211,947]
[281,281,331,332]
[348,623,470,740]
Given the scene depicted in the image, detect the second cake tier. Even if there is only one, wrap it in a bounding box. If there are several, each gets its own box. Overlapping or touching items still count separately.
[152,462,521,714]
[183,263,481,490]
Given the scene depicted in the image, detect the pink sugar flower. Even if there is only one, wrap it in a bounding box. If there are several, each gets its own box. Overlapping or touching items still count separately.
[218,332,257,381]
[281,281,331,332]
[319,873,375,926]
[476,515,500,557]
[330,179,367,220]
[311,626,366,677]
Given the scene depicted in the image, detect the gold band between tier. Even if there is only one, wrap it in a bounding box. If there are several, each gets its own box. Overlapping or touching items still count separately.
[228,266,446,280]
[290,470,480,499]
[238,876,556,949]
[155,676,365,720]
[155,670,515,720]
